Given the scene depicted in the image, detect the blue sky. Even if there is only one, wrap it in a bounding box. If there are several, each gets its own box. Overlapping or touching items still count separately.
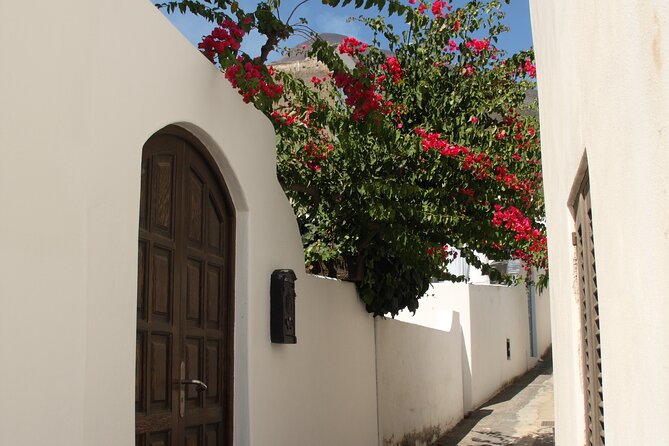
[154,0,533,61]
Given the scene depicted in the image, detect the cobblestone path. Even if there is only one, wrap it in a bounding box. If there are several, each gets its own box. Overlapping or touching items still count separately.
[434,355,554,446]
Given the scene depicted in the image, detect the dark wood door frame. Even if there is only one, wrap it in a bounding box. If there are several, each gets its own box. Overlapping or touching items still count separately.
[136,126,235,446]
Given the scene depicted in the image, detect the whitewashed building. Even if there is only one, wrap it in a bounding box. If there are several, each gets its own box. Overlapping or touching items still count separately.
[0,0,551,445]
[530,1,669,444]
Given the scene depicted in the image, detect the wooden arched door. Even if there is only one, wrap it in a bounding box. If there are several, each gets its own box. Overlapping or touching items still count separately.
[136,128,234,446]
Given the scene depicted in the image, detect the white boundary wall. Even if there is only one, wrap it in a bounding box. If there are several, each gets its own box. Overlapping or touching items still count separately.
[530,1,669,444]
[395,281,551,413]
[376,314,464,446]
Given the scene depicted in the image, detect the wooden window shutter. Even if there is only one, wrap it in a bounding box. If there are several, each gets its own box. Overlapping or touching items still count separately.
[574,171,605,445]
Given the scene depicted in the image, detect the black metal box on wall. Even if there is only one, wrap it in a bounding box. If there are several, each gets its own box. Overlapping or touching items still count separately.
[270,269,297,344]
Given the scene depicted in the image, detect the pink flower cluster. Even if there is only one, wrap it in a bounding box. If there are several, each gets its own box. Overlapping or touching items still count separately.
[338,37,369,56]
[271,110,300,126]
[492,205,546,253]
[494,165,522,191]
[413,128,538,201]
[411,124,545,265]
[311,76,327,85]
[225,58,284,103]
[465,38,490,53]
[382,56,403,84]
[523,58,537,78]
[303,140,334,172]
[198,19,247,62]
[431,0,452,17]
[462,152,492,179]
[414,128,468,156]
[334,72,391,121]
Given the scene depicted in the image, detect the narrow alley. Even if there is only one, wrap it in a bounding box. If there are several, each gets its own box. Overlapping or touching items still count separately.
[434,355,554,446]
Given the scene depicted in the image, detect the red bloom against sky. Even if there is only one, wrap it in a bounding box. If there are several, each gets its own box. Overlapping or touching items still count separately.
[155,0,534,61]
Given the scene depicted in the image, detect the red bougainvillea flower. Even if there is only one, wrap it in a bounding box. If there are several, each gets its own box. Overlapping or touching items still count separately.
[333,72,392,121]
[383,56,403,84]
[414,128,468,156]
[198,19,246,62]
[523,58,537,78]
[491,205,547,260]
[338,37,369,56]
[224,58,283,103]
[465,38,491,53]
[431,0,445,17]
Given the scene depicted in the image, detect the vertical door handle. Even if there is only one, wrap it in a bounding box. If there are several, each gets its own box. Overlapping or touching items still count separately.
[179,362,208,418]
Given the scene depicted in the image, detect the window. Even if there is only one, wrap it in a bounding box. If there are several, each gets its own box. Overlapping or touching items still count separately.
[573,170,605,446]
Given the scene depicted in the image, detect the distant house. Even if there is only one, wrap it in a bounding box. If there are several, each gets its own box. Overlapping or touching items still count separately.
[531,1,669,445]
[271,33,392,80]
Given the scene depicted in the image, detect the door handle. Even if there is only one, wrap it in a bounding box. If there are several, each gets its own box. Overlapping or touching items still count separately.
[182,379,208,391]
[179,361,207,417]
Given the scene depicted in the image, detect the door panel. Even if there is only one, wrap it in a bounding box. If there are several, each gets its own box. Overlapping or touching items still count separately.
[137,130,234,445]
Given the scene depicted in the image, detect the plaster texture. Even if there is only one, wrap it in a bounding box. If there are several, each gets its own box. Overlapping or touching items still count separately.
[0,1,377,444]
[376,314,465,446]
[395,281,551,413]
[530,0,669,444]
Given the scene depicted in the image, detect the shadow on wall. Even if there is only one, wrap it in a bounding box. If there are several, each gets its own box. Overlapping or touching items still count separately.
[461,333,472,414]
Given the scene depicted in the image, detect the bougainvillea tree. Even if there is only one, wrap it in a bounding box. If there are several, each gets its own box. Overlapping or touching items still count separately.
[157,0,546,315]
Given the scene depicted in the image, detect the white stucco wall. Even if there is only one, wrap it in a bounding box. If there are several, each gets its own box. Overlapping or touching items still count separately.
[530,1,669,444]
[467,285,535,409]
[395,281,551,412]
[535,287,552,360]
[397,283,473,411]
[0,1,377,445]
[375,315,464,446]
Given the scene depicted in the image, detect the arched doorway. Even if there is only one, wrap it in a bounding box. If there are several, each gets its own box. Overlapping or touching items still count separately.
[135,127,234,445]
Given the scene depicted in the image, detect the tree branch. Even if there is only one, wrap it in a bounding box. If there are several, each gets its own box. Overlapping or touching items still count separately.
[284,183,321,204]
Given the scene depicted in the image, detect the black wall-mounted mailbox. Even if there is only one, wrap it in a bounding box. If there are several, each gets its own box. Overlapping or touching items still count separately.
[270,269,297,344]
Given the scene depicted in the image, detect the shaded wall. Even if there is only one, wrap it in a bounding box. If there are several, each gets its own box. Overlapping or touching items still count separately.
[530,0,669,444]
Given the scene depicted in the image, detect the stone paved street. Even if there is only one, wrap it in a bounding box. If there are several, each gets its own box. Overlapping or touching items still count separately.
[434,355,554,446]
